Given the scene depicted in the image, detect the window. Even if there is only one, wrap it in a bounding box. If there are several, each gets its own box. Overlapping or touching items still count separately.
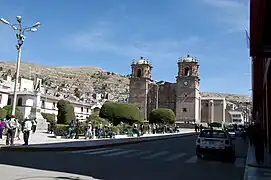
[183,108,187,112]
[81,107,84,112]
[87,108,89,113]
[136,68,142,77]
[17,98,22,106]
[199,130,226,138]
[7,98,11,105]
[184,67,190,76]
[41,100,45,108]
[53,102,56,109]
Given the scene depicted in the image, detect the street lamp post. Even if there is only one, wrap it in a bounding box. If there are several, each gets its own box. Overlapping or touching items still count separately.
[0,16,41,116]
[154,81,165,109]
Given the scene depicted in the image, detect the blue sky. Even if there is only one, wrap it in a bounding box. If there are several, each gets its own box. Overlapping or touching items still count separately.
[0,0,250,95]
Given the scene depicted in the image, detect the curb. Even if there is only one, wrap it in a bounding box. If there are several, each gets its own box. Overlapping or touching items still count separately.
[247,163,271,169]
[0,132,196,152]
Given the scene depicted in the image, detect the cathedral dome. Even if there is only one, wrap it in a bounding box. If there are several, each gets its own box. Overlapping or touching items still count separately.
[137,56,149,64]
[183,54,194,62]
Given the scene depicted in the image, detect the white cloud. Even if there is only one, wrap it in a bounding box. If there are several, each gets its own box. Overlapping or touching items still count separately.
[202,0,249,33]
[66,21,204,60]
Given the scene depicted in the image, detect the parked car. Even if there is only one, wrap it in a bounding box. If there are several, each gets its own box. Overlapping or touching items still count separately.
[196,129,236,162]
[226,128,236,138]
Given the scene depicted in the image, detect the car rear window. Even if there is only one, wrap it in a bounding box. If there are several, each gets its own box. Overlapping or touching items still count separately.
[227,128,235,132]
[199,130,226,138]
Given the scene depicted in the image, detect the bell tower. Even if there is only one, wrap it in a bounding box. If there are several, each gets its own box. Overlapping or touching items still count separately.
[175,54,200,123]
[129,57,152,120]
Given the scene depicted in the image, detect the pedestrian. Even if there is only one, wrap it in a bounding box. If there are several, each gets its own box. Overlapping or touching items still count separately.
[194,124,198,133]
[23,119,32,145]
[67,121,74,138]
[85,124,92,139]
[16,121,22,140]
[199,124,203,132]
[0,119,5,139]
[74,119,80,139]
[5,115,17,145]
[32,118,37,133]
[49,121,56,134]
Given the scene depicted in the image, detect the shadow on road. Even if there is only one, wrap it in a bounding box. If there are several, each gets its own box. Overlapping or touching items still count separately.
[0,135,246,180]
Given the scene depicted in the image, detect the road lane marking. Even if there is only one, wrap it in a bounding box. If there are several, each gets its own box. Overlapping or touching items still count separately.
[102,150,138,157]
[85,148,121,155]
[235,157,245,167]
[185,156,198,163]
[164,153,187,162]
[69,148,109,154]
[141,151,169,160]
[124,150,152,158]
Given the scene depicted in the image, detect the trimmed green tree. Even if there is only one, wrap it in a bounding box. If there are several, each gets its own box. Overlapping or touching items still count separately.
[99,101,142,125]
[41,112,56,123]
[57,100,75,124]
[3,105,24,121]
[0,108,7,119]
[149,108,175,124]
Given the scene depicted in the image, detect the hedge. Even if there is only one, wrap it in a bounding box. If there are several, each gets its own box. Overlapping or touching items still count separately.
[41,113,56,123]
[54,123,86,136]
[99,101,142,125]
[57,100,75,124]
[54,124,68,136]
[209,122,222,128]
[149,108,175,124]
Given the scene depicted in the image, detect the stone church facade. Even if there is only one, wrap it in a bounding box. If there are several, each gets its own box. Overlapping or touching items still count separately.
[129,55,232,124]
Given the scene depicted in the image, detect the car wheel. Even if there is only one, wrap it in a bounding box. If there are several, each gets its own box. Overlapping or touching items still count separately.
[197,153,203,160]
[229,153,236,163]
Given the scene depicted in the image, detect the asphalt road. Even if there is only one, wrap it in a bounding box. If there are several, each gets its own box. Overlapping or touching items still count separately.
[0,134,247,180]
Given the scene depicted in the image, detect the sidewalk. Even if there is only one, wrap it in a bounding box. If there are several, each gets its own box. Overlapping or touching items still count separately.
[0,164,100,180]
[244,145,271,180]
[0,129,195,151]
[0,130,87,146]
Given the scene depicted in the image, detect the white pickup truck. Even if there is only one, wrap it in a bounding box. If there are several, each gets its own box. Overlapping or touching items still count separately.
[196,129,236,162]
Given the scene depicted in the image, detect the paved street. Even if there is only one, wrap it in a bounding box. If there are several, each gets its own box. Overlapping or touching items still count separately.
[0,135,247,180]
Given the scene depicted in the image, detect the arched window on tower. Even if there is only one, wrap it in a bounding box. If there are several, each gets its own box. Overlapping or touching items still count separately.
[136,68,142,77]
[184,67,191,76]
[17,98,22,106]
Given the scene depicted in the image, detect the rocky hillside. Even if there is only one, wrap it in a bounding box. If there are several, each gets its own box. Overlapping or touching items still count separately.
[0,61,251,104]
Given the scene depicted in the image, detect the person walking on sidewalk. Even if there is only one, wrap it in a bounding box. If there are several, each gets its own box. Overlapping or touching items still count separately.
[5,115,17,145]
[23,119,32,145]
[32,118,37,133]
[0,119,5,139]
[16,120,22,140]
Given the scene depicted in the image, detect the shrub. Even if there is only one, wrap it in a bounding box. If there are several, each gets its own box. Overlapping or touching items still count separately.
[149,108,175,124]
[87,114,109,127]
[3,105,23,121]
[0,108,7,119]
[99,101,142,125]
[57,100,75,124]
[41,113,56,123]
[54,124,68,136]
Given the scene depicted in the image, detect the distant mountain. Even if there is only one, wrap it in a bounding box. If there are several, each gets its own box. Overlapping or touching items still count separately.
[0,61,251,104]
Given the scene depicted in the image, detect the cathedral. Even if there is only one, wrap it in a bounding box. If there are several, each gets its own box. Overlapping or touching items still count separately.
[129,54,232,124]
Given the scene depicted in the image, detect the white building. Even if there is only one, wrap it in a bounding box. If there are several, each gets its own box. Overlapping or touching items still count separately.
[228,110,244,125]
[0,75,102,120]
